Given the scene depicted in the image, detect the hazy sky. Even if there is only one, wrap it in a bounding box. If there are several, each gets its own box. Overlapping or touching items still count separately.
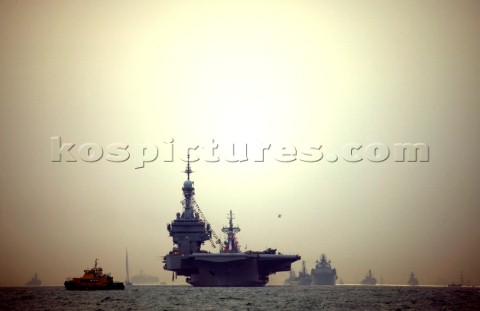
[1,1,479,286]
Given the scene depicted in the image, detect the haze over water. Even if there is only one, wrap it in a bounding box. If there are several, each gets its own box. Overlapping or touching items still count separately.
[1,0,479,289]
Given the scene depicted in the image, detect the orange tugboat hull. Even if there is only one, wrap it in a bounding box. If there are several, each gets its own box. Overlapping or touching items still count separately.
[64,259,125,290]
[64,280,124,290]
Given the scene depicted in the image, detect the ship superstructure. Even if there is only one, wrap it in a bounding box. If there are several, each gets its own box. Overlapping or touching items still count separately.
[311,254,337,285]
[221,210,241,253]
[163,156,300,286]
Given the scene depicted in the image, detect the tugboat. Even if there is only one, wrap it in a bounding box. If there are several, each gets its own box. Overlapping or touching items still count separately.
[360,269,377,285]
[407,272,419,286]
[25,273,41,286]
[64,259,125,290]
[163,156,301,287]
[311,254,337,285]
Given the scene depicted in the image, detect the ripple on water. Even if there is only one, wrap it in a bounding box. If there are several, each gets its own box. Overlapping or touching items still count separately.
[0,285,479,310]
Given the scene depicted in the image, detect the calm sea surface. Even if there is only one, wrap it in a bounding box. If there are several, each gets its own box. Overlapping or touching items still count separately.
[1,285,479,311]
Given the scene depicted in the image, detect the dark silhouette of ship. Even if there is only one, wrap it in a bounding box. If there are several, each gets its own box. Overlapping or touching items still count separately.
[131,271,159,284]
[284,261,312,285]
[408,272,419,286]
[311,254,337,285]
[284,269,297,285]
[25,273,41,286]
[163,156,301,286]
[448,271,464,287]
[360,269,377,285]
[64,259,124,290]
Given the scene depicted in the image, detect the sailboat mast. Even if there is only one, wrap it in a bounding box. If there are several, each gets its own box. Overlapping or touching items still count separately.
[126,248,130,283]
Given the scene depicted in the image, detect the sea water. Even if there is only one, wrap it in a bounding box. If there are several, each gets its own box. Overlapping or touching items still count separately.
[1,285,479,311]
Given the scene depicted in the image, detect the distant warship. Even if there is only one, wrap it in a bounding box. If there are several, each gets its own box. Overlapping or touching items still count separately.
[131,271,159,285]
[407,272,419,286]
[25,273,41,286]
[311,254,337,285]
[163,157,301,286]
[448,271,463,287]
[360,269,377,285]
[284,261,312,285]
[284,270,297,285]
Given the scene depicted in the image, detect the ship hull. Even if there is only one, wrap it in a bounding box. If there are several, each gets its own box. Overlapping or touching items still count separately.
[285,275,312,286]
[64,281,125,291]
[188,256,265,286]
[311,272,337,285]
[360,279,377,285]
[165,253,300,287]
[296,277,312,286]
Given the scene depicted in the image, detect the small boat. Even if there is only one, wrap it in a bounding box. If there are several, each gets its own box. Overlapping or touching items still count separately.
[64,259,124,290]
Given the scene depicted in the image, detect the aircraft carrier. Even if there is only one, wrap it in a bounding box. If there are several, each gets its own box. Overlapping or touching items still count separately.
[163,157,300,286]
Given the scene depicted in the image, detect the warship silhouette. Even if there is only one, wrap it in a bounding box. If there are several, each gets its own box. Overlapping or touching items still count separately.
[25,273,41,286]
[131,271,159,284]
[407,272,419,286]
[284,261,312,285]
[284,269,298,285]
[360,269,377,285]
[163,157,300,286]
[311,254,337,285]
[448,271,464,287]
